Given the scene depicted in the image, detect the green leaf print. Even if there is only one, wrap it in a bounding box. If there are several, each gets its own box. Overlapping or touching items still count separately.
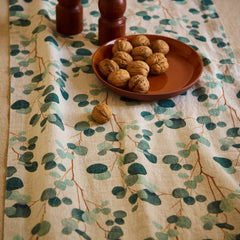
[207,201,223,214]
[213,157,232,168]
[107,226,123,240]
[32,73,44,83]
[32,24,46,34]
[75,229,91,240]
[72,208,85,221]
[73,145,88,156]
[112,186,127,199]
[123,152,138,164]
[6,166,17,177]
[44,93,60,104]
[87,164,108,174]
[40,188,56,201]
[11,100,29,110]
[164,118,186,129]
[5,203,31,218]
[44,36,59,48]
[11,19,31,27]
[175,216,192,229]
[137,189,161,205]
[6,177,24,191]
[143,150,157,163]
[128,163,147,175]
[61,218,78,234]
[215,223,234,230]
[105,132,119,142]
[172,188,189,198]
[74,121,90,131]
[19,152,33,163]
[138,140,150,151]
[47,114,64,131]
[48,197,61,207]
[31,221,51,236]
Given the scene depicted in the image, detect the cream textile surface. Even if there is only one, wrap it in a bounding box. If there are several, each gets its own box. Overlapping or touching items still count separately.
[1,0,240,239]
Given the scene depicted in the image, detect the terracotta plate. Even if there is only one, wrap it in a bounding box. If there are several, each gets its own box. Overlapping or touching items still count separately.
[92,34,203,101]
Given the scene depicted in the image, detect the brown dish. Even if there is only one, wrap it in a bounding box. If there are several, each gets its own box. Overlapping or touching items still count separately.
[92,34,203,101]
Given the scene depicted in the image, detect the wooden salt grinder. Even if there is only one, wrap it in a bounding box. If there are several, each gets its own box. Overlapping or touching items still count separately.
[98,0,126,45]
[56,0,83,35]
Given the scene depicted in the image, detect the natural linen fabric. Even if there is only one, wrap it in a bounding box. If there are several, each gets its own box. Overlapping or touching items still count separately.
[4,0,240,239]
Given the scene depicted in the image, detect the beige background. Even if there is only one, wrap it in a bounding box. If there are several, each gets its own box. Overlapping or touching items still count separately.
[0,0,239,239]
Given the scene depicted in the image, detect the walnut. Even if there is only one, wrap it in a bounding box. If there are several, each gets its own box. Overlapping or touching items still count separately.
[108,69,131,88]
[151,39,170,55]
[112,40,133,54]
[131,35,150,47]
[127,60,150,77]
[128,75,150,93]
[92,103,112,124]
[132,46,153,61]
[112,51,133,68]
[146,53,169,75]
[98,59,119,77]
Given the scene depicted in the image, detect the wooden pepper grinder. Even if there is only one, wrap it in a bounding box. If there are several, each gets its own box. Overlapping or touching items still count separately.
[56,0,83,35]
[98,0,126,45]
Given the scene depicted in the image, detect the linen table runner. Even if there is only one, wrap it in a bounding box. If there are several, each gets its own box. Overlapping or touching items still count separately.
[5,0,240,239]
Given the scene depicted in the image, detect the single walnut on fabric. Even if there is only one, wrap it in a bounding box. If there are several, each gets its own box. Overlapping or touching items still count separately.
[131,35,150,47]
[92,103,112,124]
[108,69,131,88]
[98,59,119,77]
[151,39,170,55]
[132,46,153,61]
[112,40,133,54]
[146,53,169,75]
[112,51,133,68]
[128,75,150,93]
[127,60,150,77]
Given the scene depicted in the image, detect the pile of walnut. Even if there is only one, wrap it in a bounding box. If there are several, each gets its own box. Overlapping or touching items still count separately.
[98,35,170,94]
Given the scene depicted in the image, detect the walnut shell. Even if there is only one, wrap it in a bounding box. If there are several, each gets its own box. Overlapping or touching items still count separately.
[127,60,150,77]
[128,75,150,93]
[132,35,150,47]
[146,53,169,75]
[108,69,131,88]
[98,59,119,77]
[132,46,153,61]
[112,51,133,68]
[112,40,133,54]
[92,103,112,124]
[151,39,170,55]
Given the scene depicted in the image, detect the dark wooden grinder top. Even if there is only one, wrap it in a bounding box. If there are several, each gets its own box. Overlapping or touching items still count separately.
[56,0,83,35]
[98,0,126,45]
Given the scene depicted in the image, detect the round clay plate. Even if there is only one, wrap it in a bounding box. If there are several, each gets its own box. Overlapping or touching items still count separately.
[92,34,203,101]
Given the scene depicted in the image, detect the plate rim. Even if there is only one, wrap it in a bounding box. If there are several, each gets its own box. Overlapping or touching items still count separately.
[92,34,203,101]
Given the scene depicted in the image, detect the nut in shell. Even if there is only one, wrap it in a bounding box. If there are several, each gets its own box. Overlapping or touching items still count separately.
[108,69,131,88]
[127,60,150,77]
[98,59,119,77]
[92,103,112,124]
[112,51,133,68]
[132,46,153,61]
[151,39,170,55]
[128,75,150,93]
[132,35,150,47]
[112,40,133,54]
[146,53,169,75]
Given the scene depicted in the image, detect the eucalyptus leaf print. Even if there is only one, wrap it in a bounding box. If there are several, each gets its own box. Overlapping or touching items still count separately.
[11,100,31,114]
[31,221,51,237]
[4,0,240,239]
